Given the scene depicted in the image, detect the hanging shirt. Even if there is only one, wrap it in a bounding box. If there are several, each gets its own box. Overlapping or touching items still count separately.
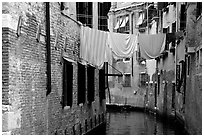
[106,32,138,60]
[138,33,166,60]
[176,38,186,63]
[80,26,108,68]
[163,5,176,28]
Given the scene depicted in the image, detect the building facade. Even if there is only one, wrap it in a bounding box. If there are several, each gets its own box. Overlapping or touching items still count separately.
[107,2,202,135]
[2,2,110,135]
[107,2,148,108]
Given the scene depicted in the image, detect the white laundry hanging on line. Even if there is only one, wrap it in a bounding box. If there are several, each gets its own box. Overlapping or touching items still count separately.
[106,32,138,60]
[80,26,108,68]
[163,4,176,28]
[138,33,166,60]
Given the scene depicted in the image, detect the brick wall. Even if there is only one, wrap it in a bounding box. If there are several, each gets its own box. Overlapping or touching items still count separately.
[2,2,47,135]
[2,2,106,135]
[184,3,202,134]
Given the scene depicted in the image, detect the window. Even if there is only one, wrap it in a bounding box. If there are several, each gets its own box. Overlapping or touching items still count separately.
[116,59,123,62]
[196,50,199,65]
[176,64,180,92]
[187,55,190,76]
[98,2,111,31]
[99,66,105,102]
[117,15,130,33]
[172,22,176,47]
[172,82,175,109]
[60,2,65,11]
[140,73,148,87]
[200,49,202,65]
[157,74,160,95]
[180,4,186,31]
[196,2,202,19]
[163,27,170,50]
[163,27,169,33]
[154,82,157,107]
[62,59,73,107]
[124,57,130,62]
[87,65,95,104]
[124,74,131,87]
[76,2,93,28]
[77,62,86,105]
[196,49,202,72]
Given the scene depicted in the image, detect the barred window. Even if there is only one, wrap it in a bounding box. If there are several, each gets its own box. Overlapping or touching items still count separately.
[98,2,111,31]
[76,2,93,28]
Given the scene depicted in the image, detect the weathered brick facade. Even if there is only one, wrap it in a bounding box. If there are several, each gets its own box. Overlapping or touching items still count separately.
[145,2,202,135]
[2,2,106,135]
[184,3,202,135]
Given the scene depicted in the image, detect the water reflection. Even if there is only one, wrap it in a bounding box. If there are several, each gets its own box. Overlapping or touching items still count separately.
[105,110,186,135]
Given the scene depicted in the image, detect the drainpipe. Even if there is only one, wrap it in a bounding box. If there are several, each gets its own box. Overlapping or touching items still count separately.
[46,2,51,96]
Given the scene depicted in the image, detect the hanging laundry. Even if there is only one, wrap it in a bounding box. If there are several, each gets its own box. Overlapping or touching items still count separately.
[136,12,144,26]
[149,20,157,34]
[163,4,176,28]
[168,5,176,23]
[138,33,166,60]
[176,38,186,63]
[80,26,108,68]
[106,32,138,60]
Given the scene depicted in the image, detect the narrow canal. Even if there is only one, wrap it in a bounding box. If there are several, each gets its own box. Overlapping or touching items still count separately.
[88,108,187,135]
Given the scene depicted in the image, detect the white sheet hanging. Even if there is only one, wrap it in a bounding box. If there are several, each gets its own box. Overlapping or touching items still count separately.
[138,33,166,60]
[136,13,144,26]
[106,32,138,60]
[80,26,108,68]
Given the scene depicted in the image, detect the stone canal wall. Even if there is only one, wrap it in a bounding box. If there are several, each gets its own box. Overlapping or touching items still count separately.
[2,2,106,135]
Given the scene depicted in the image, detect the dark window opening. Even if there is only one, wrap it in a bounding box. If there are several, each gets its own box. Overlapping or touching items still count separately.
[172,82,175,109]
[62,59,73,107]
[154,83,157,108]
[163,27,170,50]
[124,57,130,61]
[98,2,111,31]
[78,62,86,105]
[87,65,95,104]
[196,2,202,19]
[99,66,105,102]
[187,55,190,76]
[116,58,123,62]
[158,74,160,95]
[172,22,176,47]
[76,2,93,28]
[163,27,169,33]
[60,2,65,11]
[180,4,186,31]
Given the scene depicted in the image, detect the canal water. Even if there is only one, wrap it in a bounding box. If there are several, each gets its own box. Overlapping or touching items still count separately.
[89,109,187,135]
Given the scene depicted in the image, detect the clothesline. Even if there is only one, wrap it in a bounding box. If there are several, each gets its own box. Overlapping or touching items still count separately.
[79,25,184,69]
